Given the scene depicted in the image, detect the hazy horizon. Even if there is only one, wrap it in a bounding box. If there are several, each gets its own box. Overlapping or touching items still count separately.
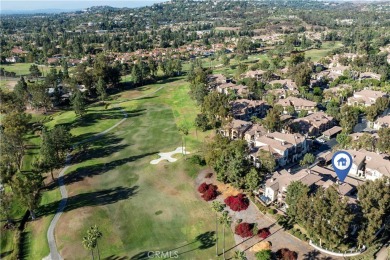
[0,1,166,13]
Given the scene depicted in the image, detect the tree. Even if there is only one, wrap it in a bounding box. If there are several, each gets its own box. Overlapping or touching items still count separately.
[336,132,352,149]
[82,234,96,260]
[339,105,358,133]
[258,150,276,173]
[189,83,208,105]
[262,108,281,132]
[89,225,103,260]
[201,92,230,128]
[255,250,271,260]
[245,167,261,191]
[13,77,28,107]
[29,64,41,77]
[131,64,143,85]
[377,128,390,154]
[233,250,247,260]
[285,181,309,222]
[297,110,308,118]
[211,201,225,256]
[71,90,86,116]
[178,123,189,159]
[195,114,210,131]
[224,194,250,211]
[12,171,43,220]
[28,81,52,111]
[96,77,107,102]
[235,222,253,238]
[357,178,390,247]
[218,211,232,259]
[352,133,376,151]
[365,106,378,122]
[39,126,71,181]
[299,153,315,168]
[0,192,14,224]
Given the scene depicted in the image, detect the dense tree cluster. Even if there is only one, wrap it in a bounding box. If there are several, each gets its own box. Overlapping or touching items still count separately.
[285,179,389,249]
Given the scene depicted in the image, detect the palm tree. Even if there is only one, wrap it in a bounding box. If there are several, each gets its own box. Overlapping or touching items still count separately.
[178,124,189,159]
[233,250,247,260]
[89,225,103,260]
[82,235,96,260]
[218,211,232,259]
[211,201,225,256]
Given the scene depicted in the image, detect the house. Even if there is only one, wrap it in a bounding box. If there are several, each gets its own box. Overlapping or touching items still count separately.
[269,79,298,92]
[347,90,387,107]
[322,126,342,139]
[208,74,228,87]
[230,99,268,120]
[216,83,248,97]
[373,115,390,130]
[260,165,362,206]
[276,96,317,114]
[360,72,381,81]
[5,56,19,63]
[253,132,308,167]
[286,111,335,137]
[244,124,267,143]
[346,149,390,180]
[242,70,266,81]
[219,119,252,140]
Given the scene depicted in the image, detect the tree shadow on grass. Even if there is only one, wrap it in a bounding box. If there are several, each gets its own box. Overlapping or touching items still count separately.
[46,151,157,190]
[18,231,30,260]
[130,231,216,260]
[303,250,321,260]
[36,186,139,218]
[104,256,130,260]
[0,250,13,258]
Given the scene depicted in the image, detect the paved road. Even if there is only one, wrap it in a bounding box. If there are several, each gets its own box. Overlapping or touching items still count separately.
[196,171,339,260]
[46,85,167,260]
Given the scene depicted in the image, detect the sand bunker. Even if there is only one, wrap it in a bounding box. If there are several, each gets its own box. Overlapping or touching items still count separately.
[150,147,190,164]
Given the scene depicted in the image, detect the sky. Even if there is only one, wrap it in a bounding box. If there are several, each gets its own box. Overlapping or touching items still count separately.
[0,1,165,11]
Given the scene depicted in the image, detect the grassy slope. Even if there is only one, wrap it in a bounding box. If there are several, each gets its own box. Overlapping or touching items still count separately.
[305,41,343,62]
[53,80,235,259]
[7,78,234,259]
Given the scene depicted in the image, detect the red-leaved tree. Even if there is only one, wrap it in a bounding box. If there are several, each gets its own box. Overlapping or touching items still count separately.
[234,223,253,238]
[258,228,271,239]
[276,248,298,260]
[198,182,209,193]
[224,194,249,211]
[202,185,218,201]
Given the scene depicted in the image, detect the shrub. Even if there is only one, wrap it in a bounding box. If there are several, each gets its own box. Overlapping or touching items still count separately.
[198,182,209,193]
[235,223,253,238]
[224,194,250,211]
[202,185,218,201]
[189,155,206,166]
[258,228,271,239]
[255,249,272,260]
[198,183,218,201]
[275,248,298,260]
[237,219,243,224]
[205,172,213,178]
[267,208,276,215]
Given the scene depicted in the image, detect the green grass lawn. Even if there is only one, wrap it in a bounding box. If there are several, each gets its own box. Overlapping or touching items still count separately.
[5,77,235,259]
[0,63,34,76]
[305,41,343,62]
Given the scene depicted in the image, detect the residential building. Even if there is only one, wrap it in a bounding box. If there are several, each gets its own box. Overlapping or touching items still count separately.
[322,126,342,139]
[254,132,308,166]
[231,99,267,120]
[373,115,390,130]
[347,90,387,107]
[346,149,390,180]
[276,96,317,114]
[287,111,335,137]
[219,119,252,140]
[244,124,267,143]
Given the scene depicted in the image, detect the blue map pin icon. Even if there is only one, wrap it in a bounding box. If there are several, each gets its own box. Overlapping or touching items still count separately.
[332,151,353,182]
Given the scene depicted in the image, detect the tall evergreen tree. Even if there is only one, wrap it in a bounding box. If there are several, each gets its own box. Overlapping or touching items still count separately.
[71,90,86,116]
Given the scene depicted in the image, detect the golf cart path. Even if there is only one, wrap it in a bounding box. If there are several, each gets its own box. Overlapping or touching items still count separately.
[46,85,167,260]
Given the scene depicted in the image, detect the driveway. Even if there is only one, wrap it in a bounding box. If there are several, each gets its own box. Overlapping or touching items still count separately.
[196,170,339,260]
